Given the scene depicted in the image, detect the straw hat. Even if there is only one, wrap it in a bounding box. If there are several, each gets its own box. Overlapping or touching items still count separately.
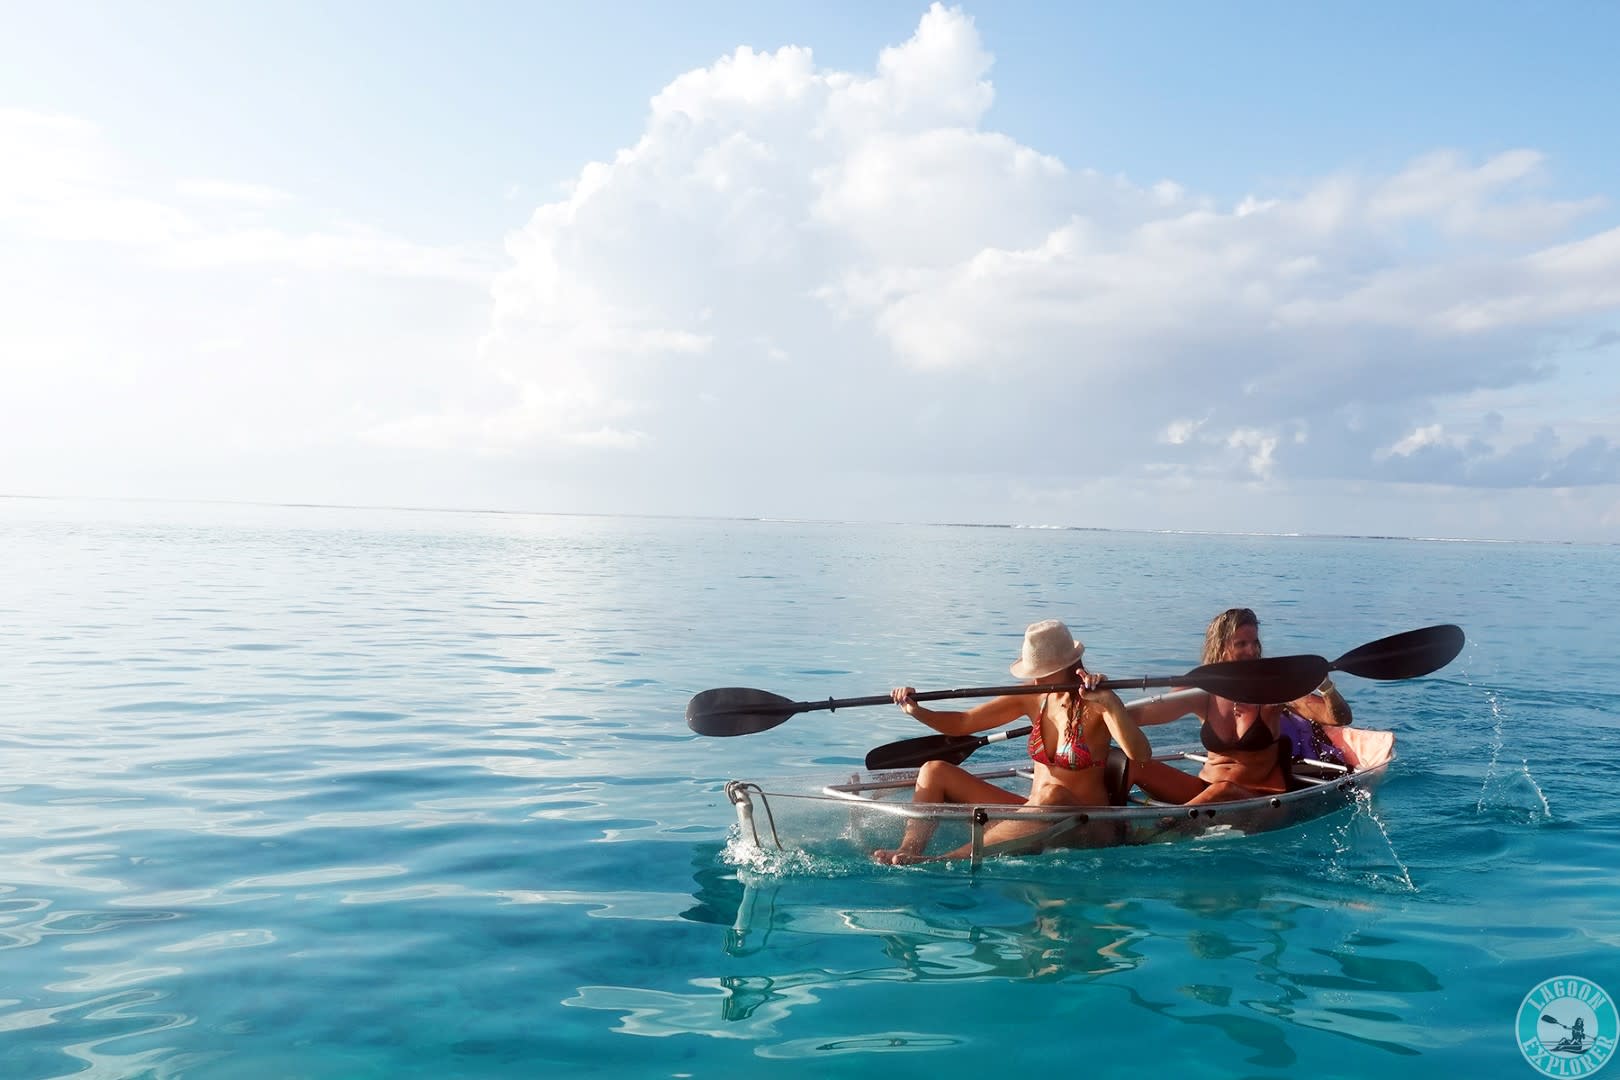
[1009,619,1086,679]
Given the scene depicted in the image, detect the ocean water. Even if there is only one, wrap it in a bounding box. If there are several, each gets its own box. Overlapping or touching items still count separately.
[1,497,1615,1078]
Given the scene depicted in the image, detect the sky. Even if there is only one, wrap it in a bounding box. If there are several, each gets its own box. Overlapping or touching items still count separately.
[3,1,1618,541]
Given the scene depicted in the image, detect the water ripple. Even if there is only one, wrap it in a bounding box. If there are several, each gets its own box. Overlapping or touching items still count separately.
[2,502,1615,1077]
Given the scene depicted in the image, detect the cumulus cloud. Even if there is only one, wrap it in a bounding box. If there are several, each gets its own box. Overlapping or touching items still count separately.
[4,7,1617,535]
[400,2,1619,505]
[1377,418,1620,488]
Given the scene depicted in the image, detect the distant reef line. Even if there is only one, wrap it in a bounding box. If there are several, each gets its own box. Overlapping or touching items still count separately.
[0,492,1594,546]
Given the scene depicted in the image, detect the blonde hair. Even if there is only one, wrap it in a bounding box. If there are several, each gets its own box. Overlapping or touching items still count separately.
[1202,607,1259,666]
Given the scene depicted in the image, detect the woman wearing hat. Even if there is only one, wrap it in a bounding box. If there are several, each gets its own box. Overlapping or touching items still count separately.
[872,619,1154,865]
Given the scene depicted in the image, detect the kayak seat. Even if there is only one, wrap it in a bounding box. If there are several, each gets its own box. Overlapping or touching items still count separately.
[1105,747,1130,807]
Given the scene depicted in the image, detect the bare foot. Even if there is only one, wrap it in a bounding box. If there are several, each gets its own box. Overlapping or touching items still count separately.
[872,848,931,866]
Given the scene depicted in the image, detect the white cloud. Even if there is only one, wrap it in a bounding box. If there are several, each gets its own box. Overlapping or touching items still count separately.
[404,0,1618,514]
[1366,149,1604,240]
[1226,429,1280,480]
[3,7,1618,538]
[1163,419,1204,446]
[1384,424,1449,459]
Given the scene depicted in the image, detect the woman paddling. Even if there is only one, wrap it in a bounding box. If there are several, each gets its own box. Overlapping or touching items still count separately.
[1128,607,1351,804]
[872,619,1153,865]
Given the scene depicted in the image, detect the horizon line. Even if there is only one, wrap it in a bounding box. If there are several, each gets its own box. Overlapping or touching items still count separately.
[0,491,1604,547]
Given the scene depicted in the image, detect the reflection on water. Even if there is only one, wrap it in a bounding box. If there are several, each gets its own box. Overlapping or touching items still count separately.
[721,877,1148,982]
[652,844,1445,1062]
[0,884,205,1079]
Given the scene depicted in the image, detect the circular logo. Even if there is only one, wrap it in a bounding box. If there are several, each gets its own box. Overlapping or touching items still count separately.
[1518,976,1616,1076]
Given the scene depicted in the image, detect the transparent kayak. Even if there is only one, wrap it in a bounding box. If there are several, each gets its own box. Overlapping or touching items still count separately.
[726,727,1395,868]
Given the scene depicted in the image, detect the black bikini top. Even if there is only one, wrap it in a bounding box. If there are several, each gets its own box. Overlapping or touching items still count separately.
[1201,708,1279,754]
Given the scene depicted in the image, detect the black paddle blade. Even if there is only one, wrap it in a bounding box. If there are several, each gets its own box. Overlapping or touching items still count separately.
[686,687,799,736]
[1331,624,1465,681]
[865,732,983,771]
[1187,654,1329,703]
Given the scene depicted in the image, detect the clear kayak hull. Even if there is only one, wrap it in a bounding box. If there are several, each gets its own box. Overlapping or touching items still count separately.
[727,727,1395,868]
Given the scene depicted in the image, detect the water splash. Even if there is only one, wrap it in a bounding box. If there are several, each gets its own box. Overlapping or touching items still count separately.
[1475,687,1554,823]
[720,826,861,878]
[1320,790,1417,894]
[1353,790,1417,892]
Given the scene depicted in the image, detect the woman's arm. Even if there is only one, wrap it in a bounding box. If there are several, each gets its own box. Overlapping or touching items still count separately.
[1287,677,1352,726]
[1091,690,1154,761]
[891,687,1032,736]
[1125,688,1209,728]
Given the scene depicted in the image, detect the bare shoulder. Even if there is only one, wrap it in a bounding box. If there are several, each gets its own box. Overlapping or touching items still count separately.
[977,691,1040,726]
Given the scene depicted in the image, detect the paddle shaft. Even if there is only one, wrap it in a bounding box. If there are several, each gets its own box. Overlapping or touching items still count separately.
[687,654,1329,735]
[901,684,1204,739]
[747,676,1217,719]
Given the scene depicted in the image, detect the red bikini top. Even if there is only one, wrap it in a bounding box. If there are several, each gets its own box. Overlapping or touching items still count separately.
[1028,694,1097,770]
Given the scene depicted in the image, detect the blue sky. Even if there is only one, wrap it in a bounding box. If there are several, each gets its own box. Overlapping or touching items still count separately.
[3,2,1618,539]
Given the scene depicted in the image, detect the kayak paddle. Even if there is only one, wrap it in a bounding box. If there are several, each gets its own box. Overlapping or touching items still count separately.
[686,654,1330,737]
[858,624,1467,769]
[1328,623,1464,681]
[867,725,1036,770]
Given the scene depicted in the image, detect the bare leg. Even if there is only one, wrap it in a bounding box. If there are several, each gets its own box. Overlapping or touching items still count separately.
[1183,774,1284,805]
[1183,780,1247,804]
[1128,758,1209,804]
[908,816,1073,864]
[873,759,1023,865]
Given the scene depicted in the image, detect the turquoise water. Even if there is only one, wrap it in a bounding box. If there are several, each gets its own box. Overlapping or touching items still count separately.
[2,498,1615,1077]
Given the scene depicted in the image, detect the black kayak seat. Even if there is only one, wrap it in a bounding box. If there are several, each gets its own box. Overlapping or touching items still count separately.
[1105,748,1131,807]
